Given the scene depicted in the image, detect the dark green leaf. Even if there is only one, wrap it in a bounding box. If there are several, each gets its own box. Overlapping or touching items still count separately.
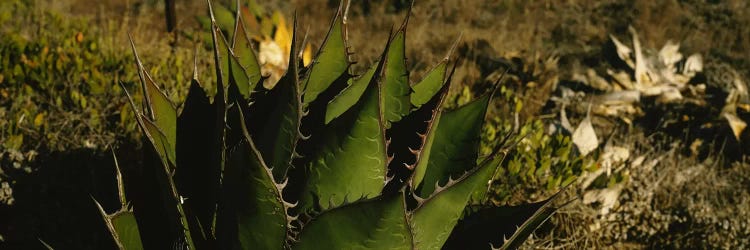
[325,64,376,124]
[301,5,349,105]
[175,78,222,244]
[141,115,175,166]
[214,25,232,93]
[384,64,453,195]
[443,198,555,250]
[410,156,500,250]
[256,17,302,181]
[499,196,559,250]
[415,93,491,196]
[410,62,447,109]
[294,194,411,250]
[382,25,411,127]
[221,109,291,249]
[301,59,387,209]
[129,38,177,164]
[96,206,145,250]
[213,2,236,38]
[231,13,262,98]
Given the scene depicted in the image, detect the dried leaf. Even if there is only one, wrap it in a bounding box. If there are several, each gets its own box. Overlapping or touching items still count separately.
[629,26,651,88]
[582,184,623,215]
[658,40,682,67]
[723,112,746,140]
[572,113,599,156]
[683,54,703,76]
[609,34,634,68]
[597,90,640,105]
[599,146,629,176]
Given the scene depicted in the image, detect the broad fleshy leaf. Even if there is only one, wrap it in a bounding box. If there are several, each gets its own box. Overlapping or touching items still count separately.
[175,76,222,244]
[497,196,559,250]
[95,205,144,250]
[141,114,175,166]
[141,72,177,152]
[410,35,459,109]
[384,63,453,194]
[95,153,144,250]
[213,2,236,39]
[129,37,177,164]
[301,4,349,105]
[256,17,302,181]
[214,25,232,93]
[231,11,262,98]
[411,62,447,108]
[414,92,491,196]
[220,109,291,249]
[302,58,387,209]
[382,21,412,127]
[443,197,557,250]
[294,194,411,250]
[410,154,501,250]
[325,64,377,124]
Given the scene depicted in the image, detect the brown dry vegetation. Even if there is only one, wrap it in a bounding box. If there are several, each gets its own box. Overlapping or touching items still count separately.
[3,0,750,249]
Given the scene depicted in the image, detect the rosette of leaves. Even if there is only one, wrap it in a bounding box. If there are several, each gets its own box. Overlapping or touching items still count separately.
[93,1,561,249]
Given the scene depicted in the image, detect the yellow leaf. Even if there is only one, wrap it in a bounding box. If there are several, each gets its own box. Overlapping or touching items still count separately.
[75,32,84,43]
[303,43,312,67]
[34,113,45,127]
[273,12,291,57]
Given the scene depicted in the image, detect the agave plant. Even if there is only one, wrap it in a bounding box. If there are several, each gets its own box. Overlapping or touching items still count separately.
[94,1,560,249]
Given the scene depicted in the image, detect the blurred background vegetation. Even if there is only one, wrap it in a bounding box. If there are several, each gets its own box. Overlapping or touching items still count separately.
[2,0,750,249]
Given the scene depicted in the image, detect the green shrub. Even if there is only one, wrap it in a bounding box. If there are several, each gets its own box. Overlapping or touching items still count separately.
[1,0,127,155]
[448,80,593,205]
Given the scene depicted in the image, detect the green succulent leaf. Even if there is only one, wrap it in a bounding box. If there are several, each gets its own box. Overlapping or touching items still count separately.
[302,59,387,210]
[382,23,412,127]
[415,92,491,196]
[443,196,558,250]
[294,194,411,250]
[381,60,452,195]
[141,114,176,166]
[256,17,302,181]
[129,38,177,164]
[141,73,177,150]
[212,2,236,38]
[325,63,377,124]
[410,37,458,109]
[94,156,145,250]
[213,25,232,93]
[230,12,262,98]
[411,111,440,190]
[301,4,349,105]
[95,205,144,250]
[410,154,501,250]
[498,196,559,250]
[222,111,290,250]
[227,50,253,98]
[469,153,505,205]
[411,61,447,109]
[175,76,223,242]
